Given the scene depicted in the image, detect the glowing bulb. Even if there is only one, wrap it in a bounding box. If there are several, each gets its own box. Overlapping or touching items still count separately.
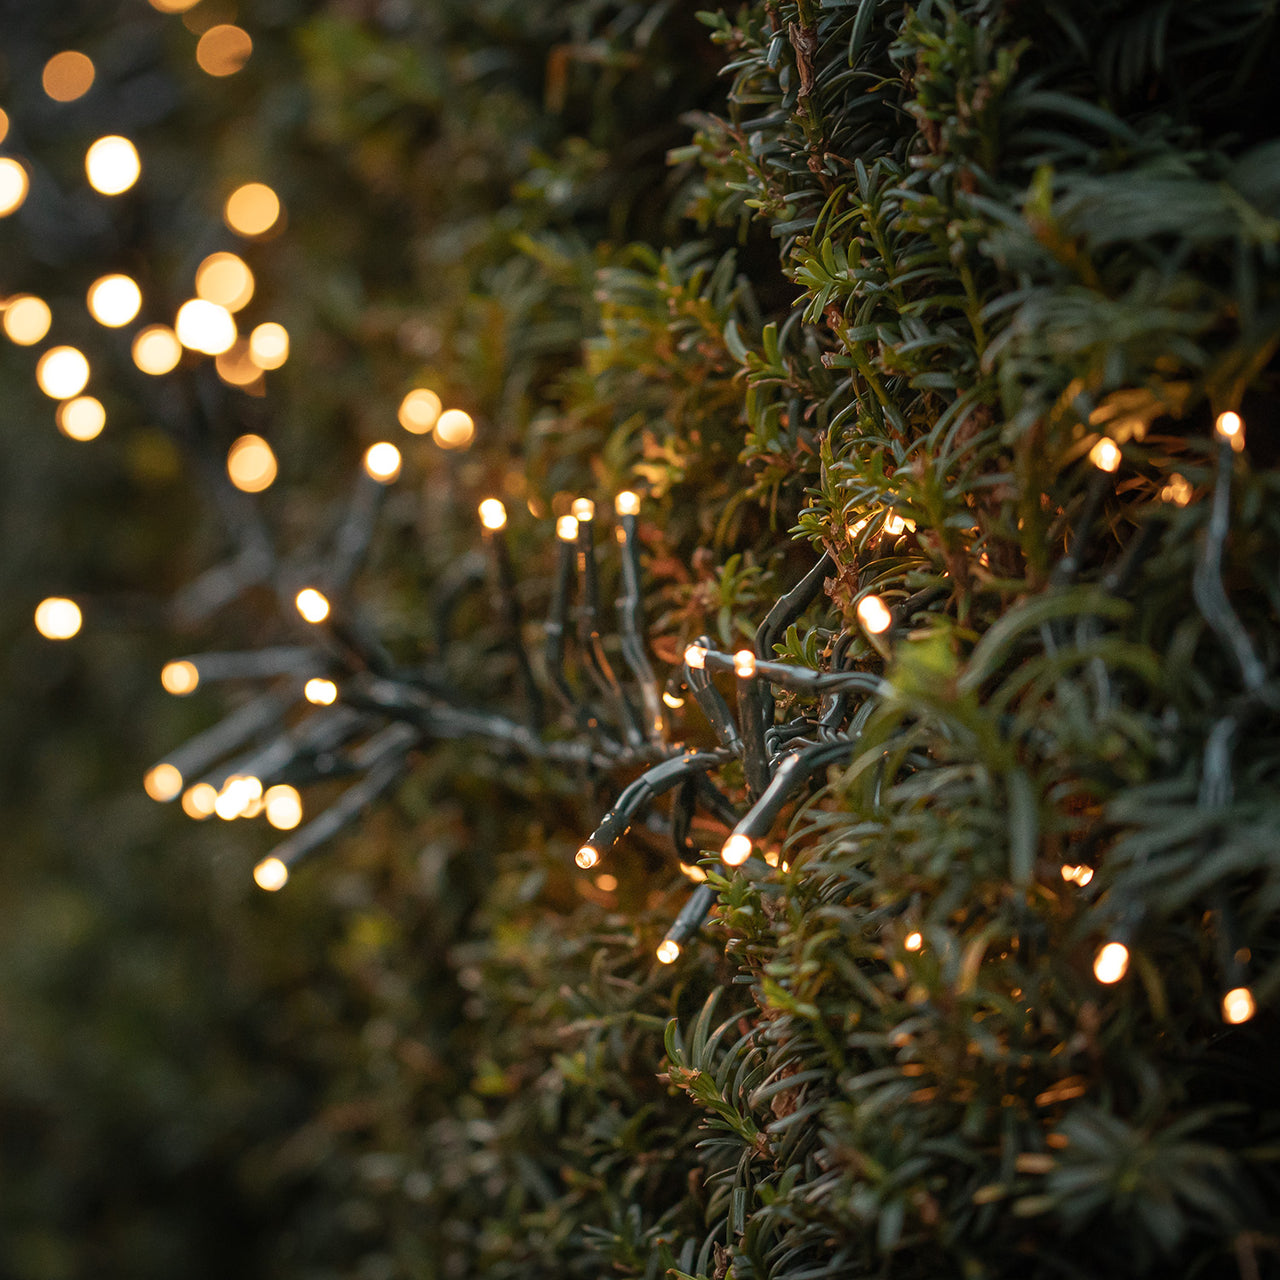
[160,660,199,695]
[857,594,893,635]
[224,182,281,237]
[656,939,681,965]
[196,25,253,76]
[1093,941,1130,984]
[478,498,507,530]
[1060,864,1094,887]
[0,158,30,216]
[3,295,52,344]
[34,597,82,639]
[662,691,685,709]
[733,649,756,678]
[295,588,330,624]
[575,845,599,870]
[434,408,475,449]
[595,873,618,892]
[36,346,90,400]
[904,931,923,952]
[226,434,278,493]
[248,322,289,369]
[398,388,442,434]
[304,677,338,705]
[149,0,201,11]
[556,515,579,542]
[132,325,182,375]
[363,442,401,483]
[884,512,907,535]
[721,833,753,866]
[176,299,236,355]
[264,784,303,831]
[56,396,105,441]
[181,783,218,819]
[571,498,595,522]
[1215,411,1244,451]
[254,857,289,891]
[1089,438,1121,473]
[1160,474,1193,506]
[215,340,262,388]
[684,644,707,670]
[86,274,141,327]
[42,50,96,100]
[680,862,708,883]
[144,763,184,802]
[614,491,641,516]
[0,108,8,145]
[195,252,254,312]
[215,775,262,820]
[85,135,140,195]
[1222,986,1256,1025]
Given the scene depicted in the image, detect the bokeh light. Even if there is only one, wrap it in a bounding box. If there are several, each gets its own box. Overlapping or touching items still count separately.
[149,0,201,11]
[42,51,95,102]
[132,325,182,375]
[144,763,184,802]
[34,597,82,639]
[215,340,262,388]
[175,299,236,355]
[3,295,52,345]
[253,857,289,891]
[1093,941,1130,984]
[0,109,8,144]
[363,442,401,483]
[181,783,218,820]
[226,434,278,493]
[248,321,288,369]
[304,677,338,706]
[195,252,254,312]
[856,594,893,635]
[56,396,106,441]
[224,182,280,236]
[87,273,142,327]
[196,25,253,77]
[160,660,200,695]
[36,346,90,399]
[398,388,442,434]
[295,588,330,624]
[656,940,681,964]
[478,498,507,530]
[0,158,30,216]
[264,784,303,831]
[434,408,475,449]
[85,135,140,195]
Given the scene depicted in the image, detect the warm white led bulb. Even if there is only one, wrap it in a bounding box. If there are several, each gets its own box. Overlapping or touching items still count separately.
[614,490,641,516]
[656,939,681,965]
[143,763,183,802]
[856,594,893,635]
[478,498,507,530]
[1222,986,1256,1025]
[556,515,579,542]
[575,845,599,870]
[1088,438,1121,473]
[295,588,330,624]
[721,833,753,866]
[304,677,338,705]
[1093,941,1130,984]
[683,644,707,670]
[733,649,756,678]
[363,441,402,483]
[570,497,595,522]
[253,857,289,891]
[161,660,199,695]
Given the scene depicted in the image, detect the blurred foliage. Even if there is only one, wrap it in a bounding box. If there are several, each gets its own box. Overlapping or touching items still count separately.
[3,0,1280,1278]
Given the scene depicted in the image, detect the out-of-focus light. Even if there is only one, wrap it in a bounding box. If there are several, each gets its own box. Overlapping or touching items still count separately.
[226,434,277,493]
[556,515,578,542]
[434,408,474,449]
[150,0,201,11]
[1160,474,1193,506]
[57,396,105,441]
[662,691,685,709]
[904,931,924,952]
[253,857,289,891]
[363,442,401,483]
[132,325,182,375]
[304,677,338,706]
[0,109,8,145]
[215,774,262,820]
[1093,941,1130,984]
[594,873,618,892]
[248,321,288,369]
[224,182,280,237]
[575,845,599,870]
[34,596,82,639]
[570,497,595,522]
[656,939,681,965]
[1089,438,1121,472]
[215,340,262,388]
[721,833,753,867]
[85,136,139,195]
[680,862,708,883]
[614,490,641,517]
[36,346,90,400]
[684,643,707,670]
[144,763,183,802]
[478,498,507,531]
[1060,864,1094,887]
[87,274,141,327]
[884,512,908,535]
[1215,411,1245,452]
[398,389,442,434]
[181,783,218,819]
[857,594,893,635]
[161,660,200,695]
[0,158,30,216]
[1222,986,1256,1025]
[734,649,756,679]
[196,25,253,76]
[295,588,330,624]
[42,51,95,102]
[195,252,254,312]
[264,784,303,831]
[176,299,236,355]
[3,295,52,344]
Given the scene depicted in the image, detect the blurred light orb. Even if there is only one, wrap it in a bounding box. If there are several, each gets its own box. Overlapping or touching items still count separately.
[85,135,140,195]
[398,388,441,434]
[1088,438,1121,473]
[132,324,182,375]
[304,677,338,706]
[215,339,263,388]
[226,434,278,493]
[254,857,289,891]
[195,252,254,312]
[149,0,201,11]
[570,498,595,522]
[161,660,200,695]
[57,395,106,441]
[3,295,52,345]
[87,273,142,327]
[43,51,96,101]
[34,596,82,639]
[656,940,681,965]
[1093,941,1130,985]
[36,346,90,399]
[363,442,401,483]
[857,593,893,635]
[264,784,303,831]
[615,490,641,516]
[433,408,475,449]
[1222,986,1256,1025]
[295,588,330,624]
[197,25,253,76]
[224,182,280,236]
[248,321,288,369]
[176,299,236,355]
[181,783,218,819]
[721,833,753,867]
[478,498,507,530]
[0,108,8,145]
[144,763,184,802]
[0,157,30,216]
